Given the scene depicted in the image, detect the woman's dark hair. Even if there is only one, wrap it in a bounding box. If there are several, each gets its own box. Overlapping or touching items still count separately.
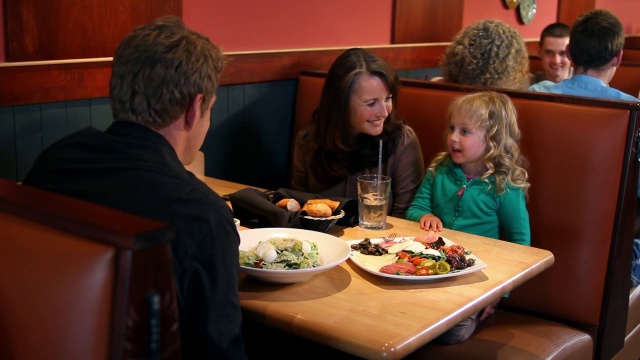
[309,48,404,184]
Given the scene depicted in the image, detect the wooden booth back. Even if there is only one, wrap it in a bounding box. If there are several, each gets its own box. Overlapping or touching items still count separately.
[0,178,181,360]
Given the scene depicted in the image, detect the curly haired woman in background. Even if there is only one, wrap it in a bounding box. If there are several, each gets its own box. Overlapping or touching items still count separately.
[437,19,531,90]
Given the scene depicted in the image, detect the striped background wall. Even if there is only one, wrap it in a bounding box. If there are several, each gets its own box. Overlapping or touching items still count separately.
[0,81,297,190]
[0,69,431,189]
[0,99,113,182]
[203,80,296,190]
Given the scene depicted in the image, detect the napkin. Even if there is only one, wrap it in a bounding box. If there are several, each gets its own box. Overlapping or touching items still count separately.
[228,187,358,228]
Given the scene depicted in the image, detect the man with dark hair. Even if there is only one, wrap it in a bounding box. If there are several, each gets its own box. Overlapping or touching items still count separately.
[529,9,637,101]
[531,22,572,84]
[22,16,247,359]
[530,9,640,290]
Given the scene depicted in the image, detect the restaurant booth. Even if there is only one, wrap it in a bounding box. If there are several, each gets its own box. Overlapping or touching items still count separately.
[0,178,181,359]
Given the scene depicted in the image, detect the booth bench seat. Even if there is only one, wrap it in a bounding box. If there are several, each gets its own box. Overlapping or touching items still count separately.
[612,286,640,360]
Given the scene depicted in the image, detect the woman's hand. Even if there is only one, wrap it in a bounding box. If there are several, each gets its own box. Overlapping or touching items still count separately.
[419,214,443,231]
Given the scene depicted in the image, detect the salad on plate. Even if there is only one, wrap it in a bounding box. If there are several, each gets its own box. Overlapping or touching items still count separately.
[239,237,323,270]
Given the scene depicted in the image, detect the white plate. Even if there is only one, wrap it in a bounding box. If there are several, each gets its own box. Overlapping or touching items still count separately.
[347,236,487,281]
[239,228,351,284]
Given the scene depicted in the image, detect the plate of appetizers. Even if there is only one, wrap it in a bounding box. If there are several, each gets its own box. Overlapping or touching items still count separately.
[348,234,487,280]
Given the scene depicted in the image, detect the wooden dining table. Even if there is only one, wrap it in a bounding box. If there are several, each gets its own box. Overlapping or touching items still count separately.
[201,176,555,359]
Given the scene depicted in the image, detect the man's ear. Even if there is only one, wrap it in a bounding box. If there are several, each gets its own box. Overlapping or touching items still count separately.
[566,43,572,62]
[184,94,204,130]
[612,50,623,67]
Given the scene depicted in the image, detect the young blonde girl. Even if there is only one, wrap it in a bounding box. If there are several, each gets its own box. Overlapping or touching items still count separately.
[407,91,530,245]
[406,91,531,344]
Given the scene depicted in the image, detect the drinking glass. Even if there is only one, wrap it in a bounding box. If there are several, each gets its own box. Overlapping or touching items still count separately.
[357,175,391,230]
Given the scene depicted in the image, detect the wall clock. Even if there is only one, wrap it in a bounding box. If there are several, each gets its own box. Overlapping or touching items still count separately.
[519,0,537,24]
[504,0,520,9]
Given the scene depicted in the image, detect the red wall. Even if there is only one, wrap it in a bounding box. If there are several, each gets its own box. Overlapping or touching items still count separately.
[183,0,393,52]
[463,0,640,40]
[463,0,558,39]
[598,0,640,34]
[2,0,640,62]
[182,0,559,52]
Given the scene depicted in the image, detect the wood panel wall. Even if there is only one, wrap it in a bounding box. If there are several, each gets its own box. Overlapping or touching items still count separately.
[557,0,595,26]
[4,0,181,62]
[625,35,640,50]
[0,0,608,107]
[0,0,634,191]
[0,44,449,107]
[392,0,464,43]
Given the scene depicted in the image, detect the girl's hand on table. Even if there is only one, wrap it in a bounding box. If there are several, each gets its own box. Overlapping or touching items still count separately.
[479,298,501,321]
[419,214,443,232]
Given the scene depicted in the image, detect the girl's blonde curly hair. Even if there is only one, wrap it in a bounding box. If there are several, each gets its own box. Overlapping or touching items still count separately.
[428,91,530,197]
[441,19,531,90]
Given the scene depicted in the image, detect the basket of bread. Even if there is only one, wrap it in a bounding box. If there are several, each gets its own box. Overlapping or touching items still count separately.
[276,198,345,233]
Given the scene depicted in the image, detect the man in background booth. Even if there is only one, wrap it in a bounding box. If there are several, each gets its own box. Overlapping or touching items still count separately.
[21,16,247,359]
[531,22,572,85]
[529,9,637,101]
[529,9,640,289]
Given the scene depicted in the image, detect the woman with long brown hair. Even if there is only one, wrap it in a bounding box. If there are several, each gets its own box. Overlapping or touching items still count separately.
[291,48,424,217]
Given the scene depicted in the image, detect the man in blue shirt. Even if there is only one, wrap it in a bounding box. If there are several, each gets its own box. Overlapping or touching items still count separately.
[530,9,640,289]
[529,9,638,102]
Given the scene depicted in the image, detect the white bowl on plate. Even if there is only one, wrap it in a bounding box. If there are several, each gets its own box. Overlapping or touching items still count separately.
[239,227,350,284]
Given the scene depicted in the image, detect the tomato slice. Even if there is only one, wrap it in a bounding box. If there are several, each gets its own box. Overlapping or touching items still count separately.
[411,257,425,266]
[397,251,411,261]
[415,267,429,276]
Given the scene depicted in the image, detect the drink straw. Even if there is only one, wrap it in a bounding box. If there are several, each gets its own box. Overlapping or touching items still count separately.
[377,139,383,177]
[377,139,383,194]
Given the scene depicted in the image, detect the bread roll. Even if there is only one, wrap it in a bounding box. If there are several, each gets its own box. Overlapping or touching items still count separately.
[306,199,340,212]
[302,203,332,217]
[276,198,301,211]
